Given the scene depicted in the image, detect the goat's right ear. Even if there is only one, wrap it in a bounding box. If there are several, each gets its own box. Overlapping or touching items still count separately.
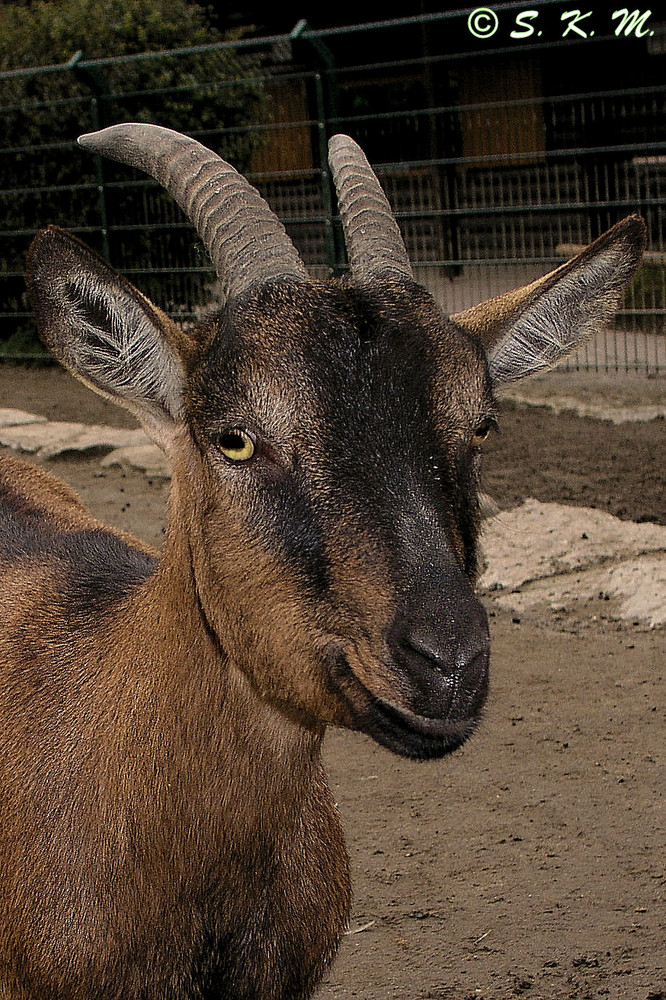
[26,226,188,446]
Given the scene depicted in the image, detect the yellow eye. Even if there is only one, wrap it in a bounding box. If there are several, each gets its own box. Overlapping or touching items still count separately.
[471,419,495,448]
[217,429,255,462]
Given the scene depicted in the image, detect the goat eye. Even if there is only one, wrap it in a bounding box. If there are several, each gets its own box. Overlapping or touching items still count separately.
[216,429,255,462]
[471,419,494,448]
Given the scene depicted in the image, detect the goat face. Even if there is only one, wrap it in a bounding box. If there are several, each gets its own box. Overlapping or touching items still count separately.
[182,278,492,758]
[27,125,645,762]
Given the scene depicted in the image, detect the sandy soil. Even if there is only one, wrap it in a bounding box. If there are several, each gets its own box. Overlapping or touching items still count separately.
[0,365,664,1000]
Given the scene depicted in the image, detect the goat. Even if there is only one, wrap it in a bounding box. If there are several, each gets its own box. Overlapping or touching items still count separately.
[0,124,645,1000]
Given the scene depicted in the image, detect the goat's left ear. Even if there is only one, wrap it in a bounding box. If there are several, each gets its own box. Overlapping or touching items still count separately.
[451,216,646,388]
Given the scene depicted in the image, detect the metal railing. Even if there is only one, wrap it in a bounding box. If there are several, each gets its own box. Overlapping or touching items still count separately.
[1,2,664,370]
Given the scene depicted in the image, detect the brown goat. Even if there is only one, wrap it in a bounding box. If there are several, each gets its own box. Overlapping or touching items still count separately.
[0,125,645,1000]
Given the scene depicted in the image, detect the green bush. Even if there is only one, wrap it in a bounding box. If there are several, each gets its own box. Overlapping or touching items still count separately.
[0,0,269,355]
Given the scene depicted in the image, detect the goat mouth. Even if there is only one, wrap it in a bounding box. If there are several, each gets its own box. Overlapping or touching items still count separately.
[327,650,485,761]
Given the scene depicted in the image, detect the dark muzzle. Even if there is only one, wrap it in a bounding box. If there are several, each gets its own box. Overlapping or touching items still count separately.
[328,576,489,760]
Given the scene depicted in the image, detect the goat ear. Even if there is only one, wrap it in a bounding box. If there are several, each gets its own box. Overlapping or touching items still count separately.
[451,216,646,388]
[26,227,188,445]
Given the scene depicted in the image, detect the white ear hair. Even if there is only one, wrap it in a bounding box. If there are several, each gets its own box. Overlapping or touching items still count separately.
[27,227,186,446]
[65,269,184,419]
[487,239,634,386]
[450,216,646,389]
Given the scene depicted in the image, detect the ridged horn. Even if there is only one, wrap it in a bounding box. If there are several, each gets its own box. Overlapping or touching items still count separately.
[77,123,309,301]
[328,134,413,282]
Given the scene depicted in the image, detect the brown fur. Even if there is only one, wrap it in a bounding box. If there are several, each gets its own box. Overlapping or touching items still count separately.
[0,448,350,1000]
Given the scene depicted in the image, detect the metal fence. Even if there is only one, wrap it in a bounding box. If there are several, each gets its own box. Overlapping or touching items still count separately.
[1,2,665,370]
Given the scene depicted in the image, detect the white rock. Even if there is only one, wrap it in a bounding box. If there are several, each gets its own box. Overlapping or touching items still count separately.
[481,500,666,627]
[501,393,666,424]
[490,554,666,628]
[0,408,47,427]
[480,499,666,592]
[0,421,149,458]
[101,445,170,478]
[604,556,666,627]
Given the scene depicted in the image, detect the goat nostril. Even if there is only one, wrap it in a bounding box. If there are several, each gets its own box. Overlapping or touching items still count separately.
[458,646,490,697]
[404,632,453,674]
[403,630,489,679]
[390,628,489,722]
[386,604,490,719]
[404,618,488,675]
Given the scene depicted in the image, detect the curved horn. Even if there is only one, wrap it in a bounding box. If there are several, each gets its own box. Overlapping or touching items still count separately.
[328,134,413,283]
[78,124,309,301]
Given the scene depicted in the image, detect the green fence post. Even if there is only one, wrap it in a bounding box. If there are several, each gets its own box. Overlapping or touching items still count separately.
[291,21,345,276]
[68,51,112,261]
[313,73,343,276]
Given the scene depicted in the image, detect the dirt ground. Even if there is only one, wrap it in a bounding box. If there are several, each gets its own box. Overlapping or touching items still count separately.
[1,365,664,1000]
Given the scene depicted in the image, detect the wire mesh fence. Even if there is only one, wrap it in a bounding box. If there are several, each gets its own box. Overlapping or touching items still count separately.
[1,3,664,370]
